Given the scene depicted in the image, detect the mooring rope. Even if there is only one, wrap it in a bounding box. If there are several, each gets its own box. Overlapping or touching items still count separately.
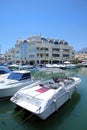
[13,104,41,130]
[13,112,34,130]
[0,96,10,101]
[0,109,23,120]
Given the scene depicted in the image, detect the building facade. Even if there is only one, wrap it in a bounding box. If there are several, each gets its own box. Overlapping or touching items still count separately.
[4,35,75,65]
[74,53,87,63]
[4,48,15,63]
[14,35,74,65]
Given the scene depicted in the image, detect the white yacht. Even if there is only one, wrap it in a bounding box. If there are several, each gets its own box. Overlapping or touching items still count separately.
[0,70,41,98]
[0,65,11,75]
[45,64,53,68]
[11,76,81,120]
[81,62,87,67]
[64,61,76,69]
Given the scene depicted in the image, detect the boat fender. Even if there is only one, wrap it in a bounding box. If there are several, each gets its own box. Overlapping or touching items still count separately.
[53,99,56,102]
[53,99,58,111]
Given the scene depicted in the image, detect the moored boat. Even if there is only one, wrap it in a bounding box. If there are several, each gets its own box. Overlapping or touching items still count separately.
[81,62,87,67]
[10,76,81,120]
[64,61,77,69]
[0,70,41,98]
[0,65,11,75]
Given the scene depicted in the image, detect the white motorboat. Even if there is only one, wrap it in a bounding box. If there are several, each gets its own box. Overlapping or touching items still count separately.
[51,64,60,68]
[81,62,87,67]
[45,64,53,68]
[0,65,11,75]
[11,76,81,120]
[0,70,41,98]
[8,64,20,70]
[64,61,76,69]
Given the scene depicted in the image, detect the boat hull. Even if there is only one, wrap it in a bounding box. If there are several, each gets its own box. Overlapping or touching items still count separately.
[36,86,77,120]
[0,80,39,98]
[11,77,81,120]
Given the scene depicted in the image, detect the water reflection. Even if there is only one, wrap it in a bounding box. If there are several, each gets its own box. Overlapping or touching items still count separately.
[0,98,16,113]
[78,67,87,76]
[12,91,80,130]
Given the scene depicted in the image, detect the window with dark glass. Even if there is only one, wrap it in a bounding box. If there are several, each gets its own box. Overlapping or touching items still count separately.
[7,72,31,81]
[63,54,69,57]
[52,54,60,57]
[21,73,31,80]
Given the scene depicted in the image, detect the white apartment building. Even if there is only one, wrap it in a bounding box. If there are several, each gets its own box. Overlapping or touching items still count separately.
[14,35,74,65]
[15,39,29,64]
[4,48,15,63]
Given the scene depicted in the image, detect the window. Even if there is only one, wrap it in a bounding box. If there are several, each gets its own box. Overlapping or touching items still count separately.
[63,54,69,57]
[7,72,31,81]
[52,48,60,51]
[7,72,23,80]
[52,54,60,57]
[37,47,39,50]
[21,73,31,80]
[29,55,34,58]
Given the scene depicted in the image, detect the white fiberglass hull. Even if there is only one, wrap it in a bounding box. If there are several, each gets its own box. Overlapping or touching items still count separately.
[0,86,23,98]
[37,86,76,119]
[11,77,81,120]
[65,65,76,69]
[0,80,40,98]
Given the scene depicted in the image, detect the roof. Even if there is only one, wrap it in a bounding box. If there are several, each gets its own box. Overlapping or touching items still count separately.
[12,70,31,74]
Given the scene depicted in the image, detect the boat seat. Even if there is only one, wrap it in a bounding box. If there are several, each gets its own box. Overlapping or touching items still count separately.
[49,79,58,89]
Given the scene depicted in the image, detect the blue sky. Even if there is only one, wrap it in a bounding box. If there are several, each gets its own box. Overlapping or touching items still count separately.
[0,0,87,53]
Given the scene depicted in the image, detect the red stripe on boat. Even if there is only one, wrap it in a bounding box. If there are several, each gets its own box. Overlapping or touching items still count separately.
[36,87,49,93]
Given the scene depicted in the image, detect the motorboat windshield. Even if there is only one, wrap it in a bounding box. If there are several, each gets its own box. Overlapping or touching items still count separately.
[7,72,31,81]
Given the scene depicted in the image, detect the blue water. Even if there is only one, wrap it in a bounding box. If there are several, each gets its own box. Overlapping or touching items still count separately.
[0,67,87,130]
